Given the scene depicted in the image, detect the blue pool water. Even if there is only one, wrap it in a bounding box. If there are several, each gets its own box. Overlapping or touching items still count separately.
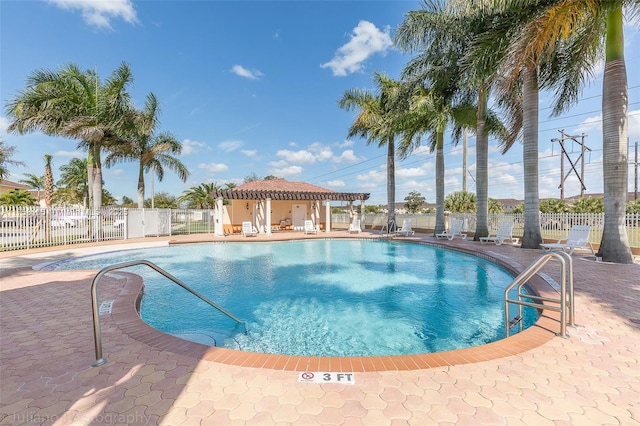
[47,240,537,356]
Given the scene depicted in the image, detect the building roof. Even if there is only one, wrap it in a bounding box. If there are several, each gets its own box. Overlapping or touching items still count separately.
[0,179,33,191]
[211,178,370,202]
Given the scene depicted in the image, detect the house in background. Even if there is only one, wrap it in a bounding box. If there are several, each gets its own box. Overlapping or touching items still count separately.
[0,179,44,206]
[210,178,370,236]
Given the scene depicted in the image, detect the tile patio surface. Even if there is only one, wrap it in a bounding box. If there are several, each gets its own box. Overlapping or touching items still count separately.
[1,230,639,425]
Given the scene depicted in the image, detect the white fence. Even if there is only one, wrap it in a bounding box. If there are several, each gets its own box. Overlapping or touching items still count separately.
[2,206,639,251]
[345,212,640,248]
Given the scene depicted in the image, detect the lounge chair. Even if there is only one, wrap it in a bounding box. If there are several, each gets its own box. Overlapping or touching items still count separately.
[241,221,258,237]
[395,219,415,236]
[303,220,317,234]
[348,218,361,234]
[435,218,467,240]
[480,220,519,245]
[540,225,595,255]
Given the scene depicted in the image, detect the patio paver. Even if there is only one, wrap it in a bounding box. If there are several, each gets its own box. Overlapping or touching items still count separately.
[1,231,638,425]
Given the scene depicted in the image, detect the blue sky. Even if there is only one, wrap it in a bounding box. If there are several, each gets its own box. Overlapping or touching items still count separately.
[1,0,639,206]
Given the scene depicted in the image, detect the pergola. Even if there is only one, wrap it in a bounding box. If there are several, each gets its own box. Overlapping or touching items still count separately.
[210,179,370,236]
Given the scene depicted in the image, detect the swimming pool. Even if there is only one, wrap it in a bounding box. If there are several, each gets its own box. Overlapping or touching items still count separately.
[48,239,537,357]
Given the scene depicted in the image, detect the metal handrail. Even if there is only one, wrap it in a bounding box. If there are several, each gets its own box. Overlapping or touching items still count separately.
[503,251,574,338]
[90,259,247,367]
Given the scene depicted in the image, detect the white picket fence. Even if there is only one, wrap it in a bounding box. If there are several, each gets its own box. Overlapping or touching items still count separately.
[2,206,639,251]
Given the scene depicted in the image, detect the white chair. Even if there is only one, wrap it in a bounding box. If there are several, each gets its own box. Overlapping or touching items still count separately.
[540,225,595,255]
[348,218,361,234]
[480,220,519,245]
[395,219,415,236]
[241,221,257,237]
[435,219,467,240]
[303,220,317,234]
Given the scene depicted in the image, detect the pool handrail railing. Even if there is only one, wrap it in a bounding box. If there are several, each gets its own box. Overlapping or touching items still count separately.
[90,259,248,367]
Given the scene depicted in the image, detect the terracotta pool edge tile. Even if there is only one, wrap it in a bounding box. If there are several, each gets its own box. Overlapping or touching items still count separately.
[107,247,561,373]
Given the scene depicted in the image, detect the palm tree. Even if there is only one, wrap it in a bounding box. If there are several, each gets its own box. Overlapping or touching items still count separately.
[5,62,135,211]
[395,84,467,235]
[338,72,402,228]
[499,1,637,262]
[18,173,44,202]
[395,1,500,240]
[0,190,37,206]
[570,197,604,214]
[105,93,189,208]
[58,158,89,207]
[179,182,221,209]
[0,139,24,180]
[42,155,54,209]
[445,191,477,213]
[42,154,54,239]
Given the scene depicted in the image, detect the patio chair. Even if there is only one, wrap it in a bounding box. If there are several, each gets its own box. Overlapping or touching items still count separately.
[241,221,258,237]
[480,220,519,245]
[395,219,415,236]
[348,218,361,234]
[303,220,317,234]
[435,218,467,240]
[540,225,595,255]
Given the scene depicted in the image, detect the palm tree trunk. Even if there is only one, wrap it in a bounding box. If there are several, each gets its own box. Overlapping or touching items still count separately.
[387,137,396,230]
[474,83,489,240]
[137,164,145,208]
[599,6,633,263]
[521,67,543,248]
[434,131,446,235]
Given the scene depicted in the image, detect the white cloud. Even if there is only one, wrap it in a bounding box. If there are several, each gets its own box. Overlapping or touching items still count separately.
[218,140,243,152]
[230,65,264,80]
[356,169,386,183]
[326,180,346,187]
[628,109,640,141]
[277,143,361,166]
[332,150,359,163]
[397,163,432,178]
[276,149,317,165]
[336,139,355,148]
[0,116,9,134]
[181,139,207,155]
[54,150,83,158]
[268,160,289,168]
[241,149,257,157]
[269,165,303,177]
[573,114,602,135]
[321,20,393,76]
[49,0,138,30]
[198,163,228,173]
[110,169,125,176]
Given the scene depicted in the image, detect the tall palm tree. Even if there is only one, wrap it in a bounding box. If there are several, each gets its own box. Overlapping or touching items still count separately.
[43,155,54,209]
[58,158,89,207]
[499,0,637,262]
[395,0,500,240]
[338,72,402,228]
[42,154,54,239]
[5,62,135,211]
[105,93,189,208]
[395,82,509,235]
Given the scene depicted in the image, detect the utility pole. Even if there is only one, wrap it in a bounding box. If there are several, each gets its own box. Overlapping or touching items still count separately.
[551,129,590,200]
[635,141,638,201]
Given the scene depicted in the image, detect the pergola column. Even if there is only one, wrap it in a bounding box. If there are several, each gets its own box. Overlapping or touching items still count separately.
[214,196,224,236]
[266,198,272,235]
[324,200,331,233]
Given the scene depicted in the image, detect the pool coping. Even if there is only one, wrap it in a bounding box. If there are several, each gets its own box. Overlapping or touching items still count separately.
[104,238,561,372]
